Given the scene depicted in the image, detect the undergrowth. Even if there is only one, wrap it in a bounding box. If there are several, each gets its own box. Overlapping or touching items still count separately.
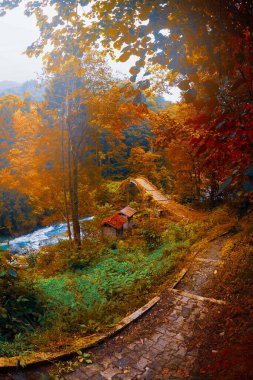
[31,237,189,351]
[0,206,239,357]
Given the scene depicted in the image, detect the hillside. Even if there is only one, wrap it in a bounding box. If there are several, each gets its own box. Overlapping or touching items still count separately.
[0,81,20,93]
[0,80,45,101]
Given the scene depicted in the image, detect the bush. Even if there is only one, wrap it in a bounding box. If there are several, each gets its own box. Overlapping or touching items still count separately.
[0,252,46,343]
[138,219,163,250]
[162,248,171,258]
[35,239,98,276]
[161,223,187,243]
[0,212,197,355]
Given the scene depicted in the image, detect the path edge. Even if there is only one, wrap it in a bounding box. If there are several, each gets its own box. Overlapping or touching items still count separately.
[0,296,160,369]
[0,231,231,370]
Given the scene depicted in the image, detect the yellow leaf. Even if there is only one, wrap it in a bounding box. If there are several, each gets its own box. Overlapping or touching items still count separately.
[118,52,130,62]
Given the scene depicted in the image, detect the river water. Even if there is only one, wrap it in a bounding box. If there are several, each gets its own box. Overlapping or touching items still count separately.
[0,217,94,254]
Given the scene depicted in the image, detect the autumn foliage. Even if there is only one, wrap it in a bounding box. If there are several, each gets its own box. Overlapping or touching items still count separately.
[0,1,252,365]
[0,2,251,229]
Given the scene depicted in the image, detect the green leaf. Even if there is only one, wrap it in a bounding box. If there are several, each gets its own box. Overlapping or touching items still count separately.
[8,268,17,278]
[244,163,253,177]
[243,180,253,193]
[0,307,8,319]
[0,270,6,277]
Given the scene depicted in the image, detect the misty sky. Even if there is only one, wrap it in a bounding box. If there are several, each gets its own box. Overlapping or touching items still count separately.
[0,5,180,101]
[0,6,42,83]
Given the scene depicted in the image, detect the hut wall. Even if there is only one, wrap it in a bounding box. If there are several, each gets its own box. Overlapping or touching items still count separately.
[102,226,117,238]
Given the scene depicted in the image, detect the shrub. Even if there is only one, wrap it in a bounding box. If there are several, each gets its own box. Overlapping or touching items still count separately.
[0,252,46,342]
[138,219,163,250]
[0,211,197,355]
[162,248,171,258]
[162,223,186,243]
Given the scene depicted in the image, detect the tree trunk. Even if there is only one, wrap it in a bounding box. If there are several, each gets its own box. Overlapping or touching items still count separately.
[61,120,72,240]
[72,154,81,247]
[67,117,81,247]
[192,158,201,201]
[209,172,219,209]
[64,74,82,247]
[195,161,201,201]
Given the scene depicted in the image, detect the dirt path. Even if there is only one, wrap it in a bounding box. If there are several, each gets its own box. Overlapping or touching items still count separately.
[134,176,205,222]
[5,236,229,380]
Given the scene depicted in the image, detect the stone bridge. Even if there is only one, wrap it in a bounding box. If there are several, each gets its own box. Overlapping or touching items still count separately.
[126,176,201,221]
[128,176,169,205]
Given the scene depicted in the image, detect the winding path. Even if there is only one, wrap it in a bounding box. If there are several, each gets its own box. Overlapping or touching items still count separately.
[131,176,203,222]
[6,237,228,380]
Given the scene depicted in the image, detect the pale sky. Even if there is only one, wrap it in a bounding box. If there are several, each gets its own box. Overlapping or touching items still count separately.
[0,5,180,101]
[0,6,42,83]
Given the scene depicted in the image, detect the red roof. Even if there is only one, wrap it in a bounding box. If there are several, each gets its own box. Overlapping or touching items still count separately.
[101,214,127,230]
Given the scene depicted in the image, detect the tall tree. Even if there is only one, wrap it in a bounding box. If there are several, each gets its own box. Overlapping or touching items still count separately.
[1,0,252,189]
[44,53,114,246]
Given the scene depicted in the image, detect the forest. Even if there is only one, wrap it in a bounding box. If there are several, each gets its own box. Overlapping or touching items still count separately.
[0,1,252,379]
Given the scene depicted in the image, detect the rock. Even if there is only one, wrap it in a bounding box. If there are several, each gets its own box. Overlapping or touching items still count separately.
[9,244,24,255]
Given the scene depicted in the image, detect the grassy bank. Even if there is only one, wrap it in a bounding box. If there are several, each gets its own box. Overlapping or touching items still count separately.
[0,206,241,357]
[34,240,188,346]
[0,217,194,356]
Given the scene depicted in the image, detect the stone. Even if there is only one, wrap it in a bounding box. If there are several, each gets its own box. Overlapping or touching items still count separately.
[134,357,150,371]
[116,357,130,369]
[175,333,185,342]
[138,366,156,380]
[155,324,169,334]
[176,346,187,358]
[100,366,122,379]
[150,332,162,343]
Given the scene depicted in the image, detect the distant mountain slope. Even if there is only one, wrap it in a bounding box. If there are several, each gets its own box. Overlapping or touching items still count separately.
[0,80,45,101]
[0,81,20,93]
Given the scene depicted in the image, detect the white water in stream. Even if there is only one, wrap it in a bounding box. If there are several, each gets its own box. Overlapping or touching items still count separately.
[0,217,94,254]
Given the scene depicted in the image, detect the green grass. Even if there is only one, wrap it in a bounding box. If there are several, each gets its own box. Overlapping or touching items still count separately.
[34,239,189,336]
[0,225,192,356]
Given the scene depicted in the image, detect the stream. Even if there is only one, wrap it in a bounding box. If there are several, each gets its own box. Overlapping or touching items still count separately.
[0,217,94,254]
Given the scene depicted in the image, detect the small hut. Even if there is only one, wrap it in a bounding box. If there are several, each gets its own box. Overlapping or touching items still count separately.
[101,214,127,238]
[118,206,137,229]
